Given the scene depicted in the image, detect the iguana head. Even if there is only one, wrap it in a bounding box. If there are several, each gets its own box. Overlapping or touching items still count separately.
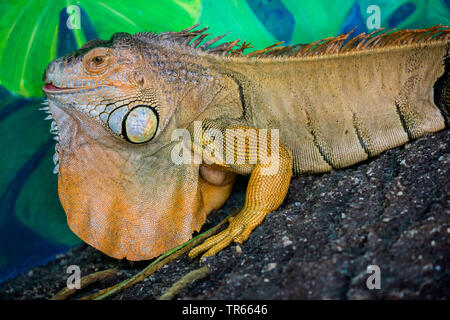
[42,31,235,260]
[43,32,164,143]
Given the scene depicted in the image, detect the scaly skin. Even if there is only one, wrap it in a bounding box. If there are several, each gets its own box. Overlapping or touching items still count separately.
[42,25,449,260]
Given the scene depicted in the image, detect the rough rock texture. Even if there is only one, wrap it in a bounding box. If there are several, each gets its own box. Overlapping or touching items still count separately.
[1,130,449,300]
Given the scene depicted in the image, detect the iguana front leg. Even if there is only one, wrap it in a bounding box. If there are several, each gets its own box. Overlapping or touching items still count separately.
[188,123,293,259]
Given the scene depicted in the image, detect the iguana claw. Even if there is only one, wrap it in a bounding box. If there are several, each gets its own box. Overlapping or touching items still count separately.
[188,210,267,259]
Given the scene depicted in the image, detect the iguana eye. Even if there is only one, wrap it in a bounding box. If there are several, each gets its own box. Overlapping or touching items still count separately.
[83,47,112,73]
[107,105,159,144]
[93,56,103,65]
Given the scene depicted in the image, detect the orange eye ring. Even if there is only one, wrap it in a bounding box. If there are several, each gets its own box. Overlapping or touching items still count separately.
[83,48,113,74]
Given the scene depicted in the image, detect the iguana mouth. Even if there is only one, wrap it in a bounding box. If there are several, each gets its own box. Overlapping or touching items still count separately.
[43,83,77,93]
[43,82,120,95]
[43,82,104,94]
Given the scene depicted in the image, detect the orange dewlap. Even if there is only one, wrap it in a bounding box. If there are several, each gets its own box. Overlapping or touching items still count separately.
[57,125,235,261]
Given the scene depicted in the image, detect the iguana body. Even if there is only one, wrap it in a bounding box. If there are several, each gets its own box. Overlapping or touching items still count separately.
[42,25,449,260]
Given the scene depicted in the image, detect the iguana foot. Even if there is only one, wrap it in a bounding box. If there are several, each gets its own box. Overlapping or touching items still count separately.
[188,208,268,259]
[189,142,293,259]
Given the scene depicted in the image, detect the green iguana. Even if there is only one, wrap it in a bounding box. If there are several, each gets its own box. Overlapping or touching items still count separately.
[41,24,449,261]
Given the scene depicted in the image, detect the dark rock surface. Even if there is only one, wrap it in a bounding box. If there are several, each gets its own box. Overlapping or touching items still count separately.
[1,130,449,300]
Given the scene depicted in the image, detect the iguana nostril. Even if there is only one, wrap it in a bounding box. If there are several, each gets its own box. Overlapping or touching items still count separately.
[48,62,55,73]
[42,62,56,81]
